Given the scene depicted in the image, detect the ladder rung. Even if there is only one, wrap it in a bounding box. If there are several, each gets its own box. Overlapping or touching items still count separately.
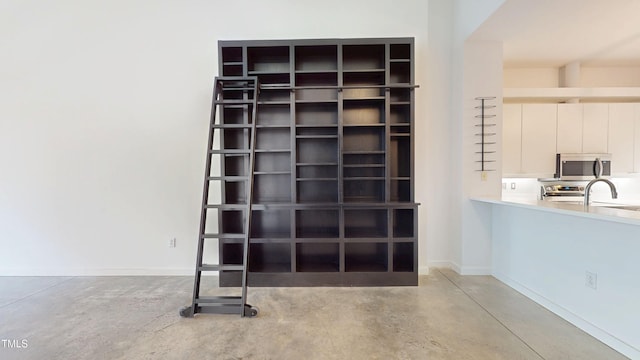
[214,100,255,105]
[218,104,256,109]
[196,296,243,305]
[203,204,248,210]
[221,87,256,91]
[208,149,251,155]
[202,233,246,239]
[212,124,254,129]
[206,176,248,181]
[217,76,257,82]
[196,304,244,314]
[199,264,244,272]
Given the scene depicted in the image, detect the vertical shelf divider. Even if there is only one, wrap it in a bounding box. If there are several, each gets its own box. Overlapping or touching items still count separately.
[289,45,297,274]
[336,43,346,274]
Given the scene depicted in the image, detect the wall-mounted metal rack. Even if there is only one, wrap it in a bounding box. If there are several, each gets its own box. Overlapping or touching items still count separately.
[474,97,497,172]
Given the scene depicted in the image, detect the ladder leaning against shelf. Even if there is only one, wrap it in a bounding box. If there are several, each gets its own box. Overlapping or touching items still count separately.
[180,77,260,318]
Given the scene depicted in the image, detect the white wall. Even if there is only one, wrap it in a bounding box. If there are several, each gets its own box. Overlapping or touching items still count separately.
[505,66,640,88]
[423,0,454,270]
[459,41,503,274]
[0,0,430,275]
[504,68,560,88]
[492,204,640,359]
[581,67,640,87]
[424,0,505,272]
[446,0,505,274]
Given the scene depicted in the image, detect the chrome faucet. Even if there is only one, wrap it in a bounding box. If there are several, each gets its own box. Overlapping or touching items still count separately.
[584,178,618,208]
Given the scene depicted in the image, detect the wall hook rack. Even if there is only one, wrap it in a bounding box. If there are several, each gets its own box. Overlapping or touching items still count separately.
[474,96,497,172]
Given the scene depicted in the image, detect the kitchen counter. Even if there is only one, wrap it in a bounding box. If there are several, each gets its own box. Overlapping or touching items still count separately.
[471,196,640,226]
[475,195,640,358]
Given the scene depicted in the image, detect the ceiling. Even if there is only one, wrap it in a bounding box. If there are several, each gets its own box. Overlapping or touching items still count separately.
[470,0,640,68]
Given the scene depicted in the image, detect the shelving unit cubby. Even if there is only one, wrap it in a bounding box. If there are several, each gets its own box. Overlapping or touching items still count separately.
[217,38,418,287]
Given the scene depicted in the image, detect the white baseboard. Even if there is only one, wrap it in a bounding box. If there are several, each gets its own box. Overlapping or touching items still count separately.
[418,265,430,275]
[458,266,491,275]
[1,264,492,278]
[425,261,454,272]
[0,268,193,276]
[426,261,491,276]
[494,272,640,360]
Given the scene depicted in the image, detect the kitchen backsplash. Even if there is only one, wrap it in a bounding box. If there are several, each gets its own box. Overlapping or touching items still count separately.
[502,177,640,203]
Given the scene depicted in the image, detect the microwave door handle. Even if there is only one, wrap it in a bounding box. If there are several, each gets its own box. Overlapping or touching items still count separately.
[594,157,603,178]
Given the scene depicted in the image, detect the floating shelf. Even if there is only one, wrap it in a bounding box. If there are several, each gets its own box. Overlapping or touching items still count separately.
[503,87,640,102]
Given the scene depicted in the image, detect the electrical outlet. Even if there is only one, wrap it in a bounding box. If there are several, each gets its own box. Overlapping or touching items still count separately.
[585,271,597,290]
[502,182,507,190]
[510,182,516,190]
[169,238,176,248]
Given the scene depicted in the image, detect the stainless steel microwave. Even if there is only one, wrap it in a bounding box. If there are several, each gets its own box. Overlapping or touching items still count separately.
[555,153,611,180]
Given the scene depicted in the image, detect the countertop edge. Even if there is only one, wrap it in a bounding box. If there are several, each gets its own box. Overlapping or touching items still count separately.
[470,197,640,226]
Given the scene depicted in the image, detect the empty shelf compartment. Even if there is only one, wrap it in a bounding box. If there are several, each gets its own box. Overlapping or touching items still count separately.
[343,179,385,203]
[297,138,338,163]
[221,242,244,267]
[393,242,414,272]
[296,209,339,238]
[295,45,338,71]
[252,174,292,203]
[390,43,411,60]
[390,62,411,84]
[343,44,385,71]
[250,209,291,238]
[393,208,414,237]
[390,179,411,202]
[257,103,291,126]
[345,242,388,272]
[343,101,385,125]
[248,46,289,73]
[296,243,339,272]
[297,180,339,203]
[343,127,385,152]
[296,103,338,126]
[249,243,291,272]
[344,209,388,237]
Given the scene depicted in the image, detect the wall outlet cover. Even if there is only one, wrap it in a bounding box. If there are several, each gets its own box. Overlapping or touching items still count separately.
[585,271,597,290]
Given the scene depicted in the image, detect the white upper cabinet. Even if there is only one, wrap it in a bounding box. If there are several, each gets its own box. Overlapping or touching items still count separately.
[521,104,557,176]
[582,103,609,153]
[608,103,636,174]
[503,102,640,177]
[608,103,640,174]
[557,104,582,153]
[557,103,609,154]
[502,104,522,174]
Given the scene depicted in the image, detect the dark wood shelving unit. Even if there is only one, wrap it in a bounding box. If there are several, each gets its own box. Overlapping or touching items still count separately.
[217,38,418,287]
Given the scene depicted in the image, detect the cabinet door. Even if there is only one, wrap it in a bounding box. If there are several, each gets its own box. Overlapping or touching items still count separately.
[521,104,557,175]
[608,103,636,174]
[556,104,582,153]
[502,104,522,174]
[583,103,609,153]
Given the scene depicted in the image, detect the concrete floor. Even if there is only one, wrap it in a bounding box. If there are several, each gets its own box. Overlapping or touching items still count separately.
[0,269,627,360]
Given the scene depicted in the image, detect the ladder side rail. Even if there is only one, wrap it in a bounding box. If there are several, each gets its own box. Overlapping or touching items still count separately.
[240,77,259,316]
[190,78,223,313]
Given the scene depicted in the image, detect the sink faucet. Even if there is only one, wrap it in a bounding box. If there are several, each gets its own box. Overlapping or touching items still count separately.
[584,178,618,208]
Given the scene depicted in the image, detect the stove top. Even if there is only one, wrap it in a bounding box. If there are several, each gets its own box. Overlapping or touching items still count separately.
[542,184,585,201]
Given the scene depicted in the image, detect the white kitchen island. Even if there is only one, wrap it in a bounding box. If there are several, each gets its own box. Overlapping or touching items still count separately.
[472,197,640,359]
